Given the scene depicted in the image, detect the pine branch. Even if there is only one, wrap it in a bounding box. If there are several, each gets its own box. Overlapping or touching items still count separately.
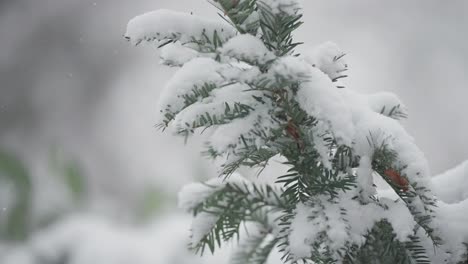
[231,222,279,264]
[347,220,414,264]
[219,146,279,177]
[125,9,235,53]
[405,235,431,264]
[370,137,442,247]
[189,180,287,254]
[209,0,259,35]
[257,1,304,55]
[187,29,229,53]
[380,104,408,120]
[277,138,356,204]
[176,102,254,135]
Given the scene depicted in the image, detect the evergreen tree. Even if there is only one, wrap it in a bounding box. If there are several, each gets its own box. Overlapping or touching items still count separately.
[126,1,468,263]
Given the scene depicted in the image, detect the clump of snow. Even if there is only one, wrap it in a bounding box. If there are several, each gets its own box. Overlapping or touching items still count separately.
[379,199,416,241]
[302,42,347,81]
[352,109,432,188]
[322,87,433,194]
[432,160,468,204]
[157,57,225,123]
[288,195,416,261]
[259,0,303,16]
[217,63,262,84]
[178,173,249,210]
[178,178,224,212]
[269,56,311,81]
[288,203,316,259]
[191,212,220,245]
[125,9,236,46]
[289,199,353,260]
[269,56,356,146]
[366,91,408,119]
[296,67,355,146]
[356,156,376,199]
[435,199,468,263]
[209,107,278,155]
[219,34,275,65]
[160,42,198,66]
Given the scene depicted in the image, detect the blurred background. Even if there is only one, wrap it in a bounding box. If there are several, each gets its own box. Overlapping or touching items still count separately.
[0,0,467,263]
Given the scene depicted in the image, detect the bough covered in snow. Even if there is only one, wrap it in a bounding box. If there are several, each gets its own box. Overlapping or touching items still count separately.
[127,1,468,263]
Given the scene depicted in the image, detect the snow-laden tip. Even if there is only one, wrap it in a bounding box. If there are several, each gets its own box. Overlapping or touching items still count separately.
[125,9,236,45]
[219,34,275,65]
[303,41,348,81]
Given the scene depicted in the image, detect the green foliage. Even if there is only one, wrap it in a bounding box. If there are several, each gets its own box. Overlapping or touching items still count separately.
[178,102,254,134]
[284,167,354,201]
[216,146,278,177]
[62,161,86,203]
[211,0,259,34]
[50,148,86,204]
[137,187,169,221]
[344,222,432,264]
[158,83,219,128]
[191,29,230,53]
[190,181,286,254]
[257,2,303,56]
[0,150,32,241]
[280,200,352,264]
[346,221,415,264]
[0,148,88,242]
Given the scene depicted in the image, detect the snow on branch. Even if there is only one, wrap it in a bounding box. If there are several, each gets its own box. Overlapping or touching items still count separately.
[219,34,276,65]
[208,106,277,156]
[366,92,408,120]
[159,43,198,66]
[178,174,285,254]
[156,57,225,126]
[432,160,468,204]
[303,42,348,84]
[125,9,236,47]
[296,65,355,146]
[288,196,415,261]
[436,198,468,263]
[171,83,262,133]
